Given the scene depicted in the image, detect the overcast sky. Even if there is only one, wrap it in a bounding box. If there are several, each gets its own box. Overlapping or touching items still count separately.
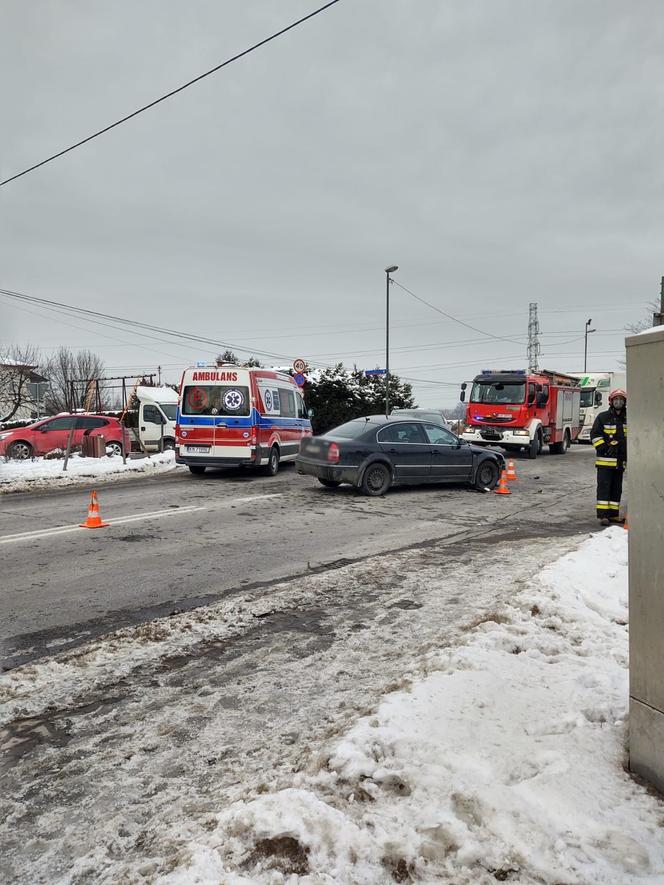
[1,0,661,406]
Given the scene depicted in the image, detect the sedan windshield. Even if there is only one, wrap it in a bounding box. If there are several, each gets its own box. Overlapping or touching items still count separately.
[470,381,525,405]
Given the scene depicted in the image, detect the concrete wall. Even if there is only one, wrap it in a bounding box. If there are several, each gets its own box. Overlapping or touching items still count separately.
[626,325,664,791]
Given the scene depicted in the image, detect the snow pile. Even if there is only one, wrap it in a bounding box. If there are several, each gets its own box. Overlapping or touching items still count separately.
[0,450,179,493]
[161,528,664,885]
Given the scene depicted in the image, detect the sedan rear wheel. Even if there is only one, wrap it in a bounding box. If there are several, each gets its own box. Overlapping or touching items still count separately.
[360,462,391,497]
[318,478,341,488]
[475,459,499,490]
[106,441,123,457]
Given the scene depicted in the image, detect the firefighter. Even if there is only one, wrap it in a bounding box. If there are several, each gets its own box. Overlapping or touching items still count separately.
[590,388,627,526]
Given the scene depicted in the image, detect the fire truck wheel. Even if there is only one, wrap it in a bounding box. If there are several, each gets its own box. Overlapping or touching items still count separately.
[549,430,570,455]
[263,445,280,476]
[189,465,206,475]
[527,434,541,459]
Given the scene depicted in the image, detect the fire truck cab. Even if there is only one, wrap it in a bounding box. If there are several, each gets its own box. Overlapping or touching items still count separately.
[460,369,581,459]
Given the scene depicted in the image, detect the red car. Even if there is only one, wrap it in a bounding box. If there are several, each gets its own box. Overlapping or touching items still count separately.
[0,414,131,459]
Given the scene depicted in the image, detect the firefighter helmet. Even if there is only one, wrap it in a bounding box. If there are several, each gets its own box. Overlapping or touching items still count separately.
[609,388,627,403]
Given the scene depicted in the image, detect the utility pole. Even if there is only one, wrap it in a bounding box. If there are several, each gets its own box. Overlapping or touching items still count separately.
[654,277,664,327]
[384,265,399,417]
[584,318,596,372]
[527,302,540,372]
[158,365,162,385]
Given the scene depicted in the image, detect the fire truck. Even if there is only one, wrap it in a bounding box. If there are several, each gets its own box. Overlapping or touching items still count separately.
[459,369,581,459]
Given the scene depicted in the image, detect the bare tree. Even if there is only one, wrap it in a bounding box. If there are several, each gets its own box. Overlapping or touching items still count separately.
[627,300,661,335]
[44,348,106,413]
[0,344,43,423]
[442,402,466,421]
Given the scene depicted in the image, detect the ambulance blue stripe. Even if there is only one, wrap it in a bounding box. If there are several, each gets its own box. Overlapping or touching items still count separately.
[177,410,310,430]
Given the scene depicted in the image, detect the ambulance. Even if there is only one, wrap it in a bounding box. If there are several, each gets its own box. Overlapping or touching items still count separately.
[175,365,312,475]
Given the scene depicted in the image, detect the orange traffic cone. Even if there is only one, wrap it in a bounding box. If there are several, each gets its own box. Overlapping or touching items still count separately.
[506,459,518,481]
[495,470,511,495]
[80,490,109,529]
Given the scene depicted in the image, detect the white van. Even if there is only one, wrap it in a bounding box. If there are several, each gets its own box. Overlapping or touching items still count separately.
[136,386,179,452]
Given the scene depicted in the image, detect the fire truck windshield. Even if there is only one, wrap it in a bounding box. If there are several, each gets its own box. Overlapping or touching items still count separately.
[470,381,525,405]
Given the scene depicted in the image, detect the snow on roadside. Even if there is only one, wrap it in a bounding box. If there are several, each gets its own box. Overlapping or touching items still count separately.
[0,450,179,493]
[160,528,664,885]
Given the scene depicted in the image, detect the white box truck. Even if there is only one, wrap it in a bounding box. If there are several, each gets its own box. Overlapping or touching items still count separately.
[136,386,179,452]
[568,372,626,442]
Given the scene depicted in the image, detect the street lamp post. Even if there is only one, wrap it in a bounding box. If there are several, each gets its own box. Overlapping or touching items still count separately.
[385,265,399,417]
[584,318,596,372]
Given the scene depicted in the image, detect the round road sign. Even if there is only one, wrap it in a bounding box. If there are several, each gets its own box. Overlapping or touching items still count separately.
[294,373,306,387]
[293,358,306,374]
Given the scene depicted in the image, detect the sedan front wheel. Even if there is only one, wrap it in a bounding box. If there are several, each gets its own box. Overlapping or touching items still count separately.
[474,459,499,491]
[8,441,33,460]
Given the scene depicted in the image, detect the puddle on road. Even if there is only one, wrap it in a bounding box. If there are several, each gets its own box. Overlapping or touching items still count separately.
[0,695,125,770]
[0,606,339,772]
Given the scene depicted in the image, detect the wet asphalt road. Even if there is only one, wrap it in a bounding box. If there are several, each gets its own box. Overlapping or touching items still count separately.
[0,446,602,669]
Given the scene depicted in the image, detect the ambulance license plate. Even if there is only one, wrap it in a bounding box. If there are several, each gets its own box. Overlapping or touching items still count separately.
[186,445,210,453]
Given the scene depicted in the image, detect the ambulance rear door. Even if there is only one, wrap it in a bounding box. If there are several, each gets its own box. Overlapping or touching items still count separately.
[210,373,253,459]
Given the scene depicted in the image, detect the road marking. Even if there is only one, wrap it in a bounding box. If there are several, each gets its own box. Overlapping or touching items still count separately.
[0,494,282,545]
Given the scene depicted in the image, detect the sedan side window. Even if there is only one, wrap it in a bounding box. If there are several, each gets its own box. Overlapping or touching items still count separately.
[41,416,77,430]
[78,416,108,429]
[377,423,426,444]
[423,423,458,445]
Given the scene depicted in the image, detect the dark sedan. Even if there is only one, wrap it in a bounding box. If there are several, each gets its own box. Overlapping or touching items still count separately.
[296,415,505,496]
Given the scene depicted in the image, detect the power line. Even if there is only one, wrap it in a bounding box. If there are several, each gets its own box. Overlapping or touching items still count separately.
[0,0,342,188]
[392,280,525,346]
[0,286,336,370]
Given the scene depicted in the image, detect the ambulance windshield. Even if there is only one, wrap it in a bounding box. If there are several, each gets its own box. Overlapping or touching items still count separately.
[470,381,525,405]
[181,385,250,416]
